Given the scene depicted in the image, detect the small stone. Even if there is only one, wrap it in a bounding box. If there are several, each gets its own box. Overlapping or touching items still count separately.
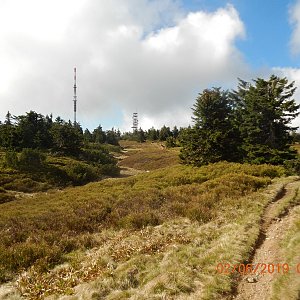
[247,277,258,283]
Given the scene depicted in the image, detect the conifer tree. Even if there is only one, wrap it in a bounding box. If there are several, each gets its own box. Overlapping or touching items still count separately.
[235,75,299,164]
[92,125,106,144]
[83,129,93,143]
[147,127,158,141]
[5,111,12,125]
[136,128,146,143]
[180,88,239,165]
[159,125,171,141]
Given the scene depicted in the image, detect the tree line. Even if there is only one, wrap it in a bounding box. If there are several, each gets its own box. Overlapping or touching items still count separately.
[121,125,182,145]
[0,111,121,154]
[1,75,298,167]
[0,112,121,185]
[180,75,300,166]
[0,111,186,152]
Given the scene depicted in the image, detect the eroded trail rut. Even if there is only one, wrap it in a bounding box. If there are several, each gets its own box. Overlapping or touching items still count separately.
[233,179,300,300]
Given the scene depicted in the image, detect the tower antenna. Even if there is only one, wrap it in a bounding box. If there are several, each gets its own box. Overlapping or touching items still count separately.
[132,112,138,132]
[73,67,77,125]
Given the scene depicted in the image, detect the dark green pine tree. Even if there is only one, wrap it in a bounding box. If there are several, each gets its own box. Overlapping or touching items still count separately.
[172,126,179,138]
[147,127,158,141]
[106,128,119,145]
[5,111,12,125]
[180,88,240,166]
[92,125,106,144]
[159,125,172,141]
[0,112,16,149]
[136,128,146,143]
[50,120,83,155]
[83,128,93,143]
[14,111,53,149]
[236,75,300,164]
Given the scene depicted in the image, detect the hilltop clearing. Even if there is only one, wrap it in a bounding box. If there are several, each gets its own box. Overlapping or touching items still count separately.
[117,140,180,174]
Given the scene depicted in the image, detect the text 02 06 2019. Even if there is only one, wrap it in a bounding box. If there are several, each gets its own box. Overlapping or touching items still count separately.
[215,262,300,275]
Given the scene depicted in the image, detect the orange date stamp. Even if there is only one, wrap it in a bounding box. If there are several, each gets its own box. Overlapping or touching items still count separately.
[216,262,300,275]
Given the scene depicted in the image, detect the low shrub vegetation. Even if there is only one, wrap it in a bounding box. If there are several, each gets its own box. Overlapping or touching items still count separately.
[63,161,99,185]
[0,143,120,193]
[17,149,46,171]
[0,162,287,299]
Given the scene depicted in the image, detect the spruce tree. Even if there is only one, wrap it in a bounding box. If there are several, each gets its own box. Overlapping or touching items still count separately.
[136,128,146,143]
[147,127,158,141]
[236,75,299,164]
[159,125,172,141]
[180,88,239,165]
[92,125,106,144]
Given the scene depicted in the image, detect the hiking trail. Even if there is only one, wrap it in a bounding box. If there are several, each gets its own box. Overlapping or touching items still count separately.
[232,178,300,300]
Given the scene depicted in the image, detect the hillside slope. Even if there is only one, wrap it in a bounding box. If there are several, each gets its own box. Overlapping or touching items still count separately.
[0,142,299,299]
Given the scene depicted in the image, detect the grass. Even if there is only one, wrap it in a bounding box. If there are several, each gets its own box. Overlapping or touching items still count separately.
[0,161,288,299]
[118,140,180,171]
[0,187,15,204]
[273,181,300,219]
[270,191,300,300]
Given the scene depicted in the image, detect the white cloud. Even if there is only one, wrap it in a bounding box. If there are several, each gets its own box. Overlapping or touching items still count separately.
[0,0,86,42]
[289,0,300,55]
[0,1,249,130]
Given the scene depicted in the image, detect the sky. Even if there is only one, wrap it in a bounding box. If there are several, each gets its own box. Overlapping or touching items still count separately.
[0,0,300,131]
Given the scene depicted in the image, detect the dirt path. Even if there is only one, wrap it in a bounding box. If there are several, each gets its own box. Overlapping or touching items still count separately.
[114,149,145,177]
[0,283,20,300]
[118,166,145,177]
[233,179,300,300]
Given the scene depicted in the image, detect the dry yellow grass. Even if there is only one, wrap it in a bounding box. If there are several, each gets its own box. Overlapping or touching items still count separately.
[0,161,289,299]
[270,199,300,300]
[118,141,180,171]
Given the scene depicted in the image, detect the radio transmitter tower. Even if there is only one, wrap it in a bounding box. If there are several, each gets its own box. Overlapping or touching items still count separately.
[132,112,138,132]
[73,67,77,125]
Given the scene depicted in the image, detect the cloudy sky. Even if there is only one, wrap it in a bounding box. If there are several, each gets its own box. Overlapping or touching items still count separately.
[0,0,300,131]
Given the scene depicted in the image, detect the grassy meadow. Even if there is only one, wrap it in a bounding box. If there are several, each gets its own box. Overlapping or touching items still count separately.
[0,151,291,299]
[118,140,180,171]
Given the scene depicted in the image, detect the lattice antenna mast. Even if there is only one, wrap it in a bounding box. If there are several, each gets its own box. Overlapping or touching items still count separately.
[73,67,77,125]
[132,112,138,132]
